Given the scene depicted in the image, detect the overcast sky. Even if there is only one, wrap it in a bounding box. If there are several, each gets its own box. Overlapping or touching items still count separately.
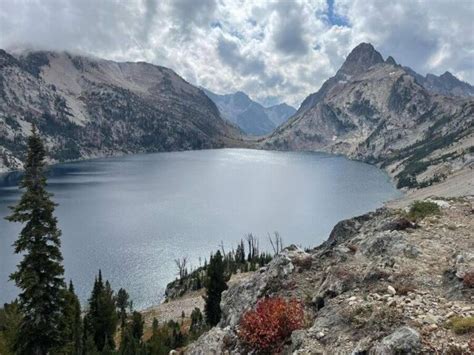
[1,0,473,107]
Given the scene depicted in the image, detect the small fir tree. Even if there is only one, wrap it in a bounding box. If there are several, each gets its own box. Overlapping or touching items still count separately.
[116,288,130,329]
[84,270,118,351]
[204,251,228,326]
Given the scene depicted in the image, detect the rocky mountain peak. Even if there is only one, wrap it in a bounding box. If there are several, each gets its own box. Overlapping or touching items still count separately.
[385,56,397,65]
[440,71,455,79]
[337,42,384,77]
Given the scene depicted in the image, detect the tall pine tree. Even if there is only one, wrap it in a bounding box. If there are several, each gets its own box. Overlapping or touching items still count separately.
[204,251,228,326]
[6,126,66,355]
[84,270,118,351]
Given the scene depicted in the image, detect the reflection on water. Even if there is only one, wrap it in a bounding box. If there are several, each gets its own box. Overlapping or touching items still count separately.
[0,149,400,309]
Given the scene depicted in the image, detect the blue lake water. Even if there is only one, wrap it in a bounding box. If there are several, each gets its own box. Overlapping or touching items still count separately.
[0,149,401,309]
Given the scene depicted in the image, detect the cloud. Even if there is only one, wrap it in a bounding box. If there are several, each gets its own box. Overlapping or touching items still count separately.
[168,0,217,36]
[0,0,472,108]
[270,1,309,56]
[217,36,265,76]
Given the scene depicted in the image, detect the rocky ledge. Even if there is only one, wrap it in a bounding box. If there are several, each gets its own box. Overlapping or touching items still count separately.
[186,197,474,354]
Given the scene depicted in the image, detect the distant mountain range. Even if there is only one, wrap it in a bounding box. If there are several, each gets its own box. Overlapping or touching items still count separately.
[0,49,242,172]
[203,89,296,135]
[264,43,473,189]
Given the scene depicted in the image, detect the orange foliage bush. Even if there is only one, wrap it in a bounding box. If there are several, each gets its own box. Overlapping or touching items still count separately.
[463,270,474,288]
[238,297,304,353]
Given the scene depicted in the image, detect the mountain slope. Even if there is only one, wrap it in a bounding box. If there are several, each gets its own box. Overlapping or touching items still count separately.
[0,49,242,172]
[264,103,297,126]
[264,43,474,189]
[203,89,295,135]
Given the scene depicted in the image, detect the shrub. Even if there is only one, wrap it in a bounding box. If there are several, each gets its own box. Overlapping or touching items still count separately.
[393,281,416,296]
[407,200,440,221]
[463,271,474,288]
[447,316,474,334]
[238,297,304,353]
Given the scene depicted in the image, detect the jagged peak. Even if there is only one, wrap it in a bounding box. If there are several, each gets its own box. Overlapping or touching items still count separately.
[337,42,384,77]
[440,71,455,80]
[385,56,397,65]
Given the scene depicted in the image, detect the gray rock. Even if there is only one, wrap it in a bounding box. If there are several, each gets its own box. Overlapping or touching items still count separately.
[372,326,421,354]
[359,231,420,258]
[184,327,232,355]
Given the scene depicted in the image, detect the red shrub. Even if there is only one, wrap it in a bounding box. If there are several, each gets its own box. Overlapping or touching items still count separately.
[238,297,304,353]
[463,270,474,288]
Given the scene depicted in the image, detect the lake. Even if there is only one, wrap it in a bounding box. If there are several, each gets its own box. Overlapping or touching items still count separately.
[0,149,401,309]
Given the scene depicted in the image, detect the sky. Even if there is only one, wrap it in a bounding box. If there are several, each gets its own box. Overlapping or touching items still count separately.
[1,0,473,108]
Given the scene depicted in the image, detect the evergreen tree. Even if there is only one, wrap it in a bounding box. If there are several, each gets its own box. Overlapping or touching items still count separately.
[204,251,228,326]
[62,281,82,354]
[130,311,144,340]
[0,301,22,355]
[6,126,66,355]
[147,318,167,355]
[119,311,144,355]
[189,307,204,335]
[82,327,99,355]
[116,288,130,329]
[84,271,118,351]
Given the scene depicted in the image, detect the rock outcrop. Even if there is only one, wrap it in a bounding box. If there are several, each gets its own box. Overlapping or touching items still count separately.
[186,197,474,354]
[0,49,243,172]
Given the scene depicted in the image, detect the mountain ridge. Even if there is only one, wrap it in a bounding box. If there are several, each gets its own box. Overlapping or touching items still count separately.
[203,88,296,135]
[0,49,244,172]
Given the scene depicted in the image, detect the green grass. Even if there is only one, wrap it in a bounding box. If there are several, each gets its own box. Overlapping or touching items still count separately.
[447,316,474,334]
[407,200,441,221]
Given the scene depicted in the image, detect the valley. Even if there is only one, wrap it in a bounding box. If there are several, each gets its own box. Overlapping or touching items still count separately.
[0,42,473,354]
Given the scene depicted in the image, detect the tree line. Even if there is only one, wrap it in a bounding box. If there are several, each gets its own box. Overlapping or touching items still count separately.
[166,233,280,301]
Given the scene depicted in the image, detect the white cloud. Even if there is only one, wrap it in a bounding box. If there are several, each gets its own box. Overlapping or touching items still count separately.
[0,0,472,108]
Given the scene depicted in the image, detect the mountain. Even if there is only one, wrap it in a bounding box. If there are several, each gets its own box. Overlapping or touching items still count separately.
[264,103,297,126]
[264,43,474,189]
[203,89,295,135]
[404,67,474,97]
[0,49,242,172]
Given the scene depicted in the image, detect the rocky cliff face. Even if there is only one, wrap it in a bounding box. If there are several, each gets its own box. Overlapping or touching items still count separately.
[0,49,242,172]
[203,89,295,135]
[264,43,474,189]
[186,197,474,354]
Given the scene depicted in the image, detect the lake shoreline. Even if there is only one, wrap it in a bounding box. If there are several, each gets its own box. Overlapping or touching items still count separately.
[1,148,400,309]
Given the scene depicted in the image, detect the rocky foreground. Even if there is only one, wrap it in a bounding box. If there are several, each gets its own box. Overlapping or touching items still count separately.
[185,197,474,354]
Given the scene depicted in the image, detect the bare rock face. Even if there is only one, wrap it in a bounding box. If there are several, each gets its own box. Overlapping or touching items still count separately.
[0,49,242,172]
[264,43,474,190]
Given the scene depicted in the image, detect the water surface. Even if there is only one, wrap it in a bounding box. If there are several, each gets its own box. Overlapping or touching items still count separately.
[0,149,400,309]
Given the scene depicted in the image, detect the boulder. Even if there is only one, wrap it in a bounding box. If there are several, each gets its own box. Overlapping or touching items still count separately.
[359,231,420,258]
[372,326,421,354]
